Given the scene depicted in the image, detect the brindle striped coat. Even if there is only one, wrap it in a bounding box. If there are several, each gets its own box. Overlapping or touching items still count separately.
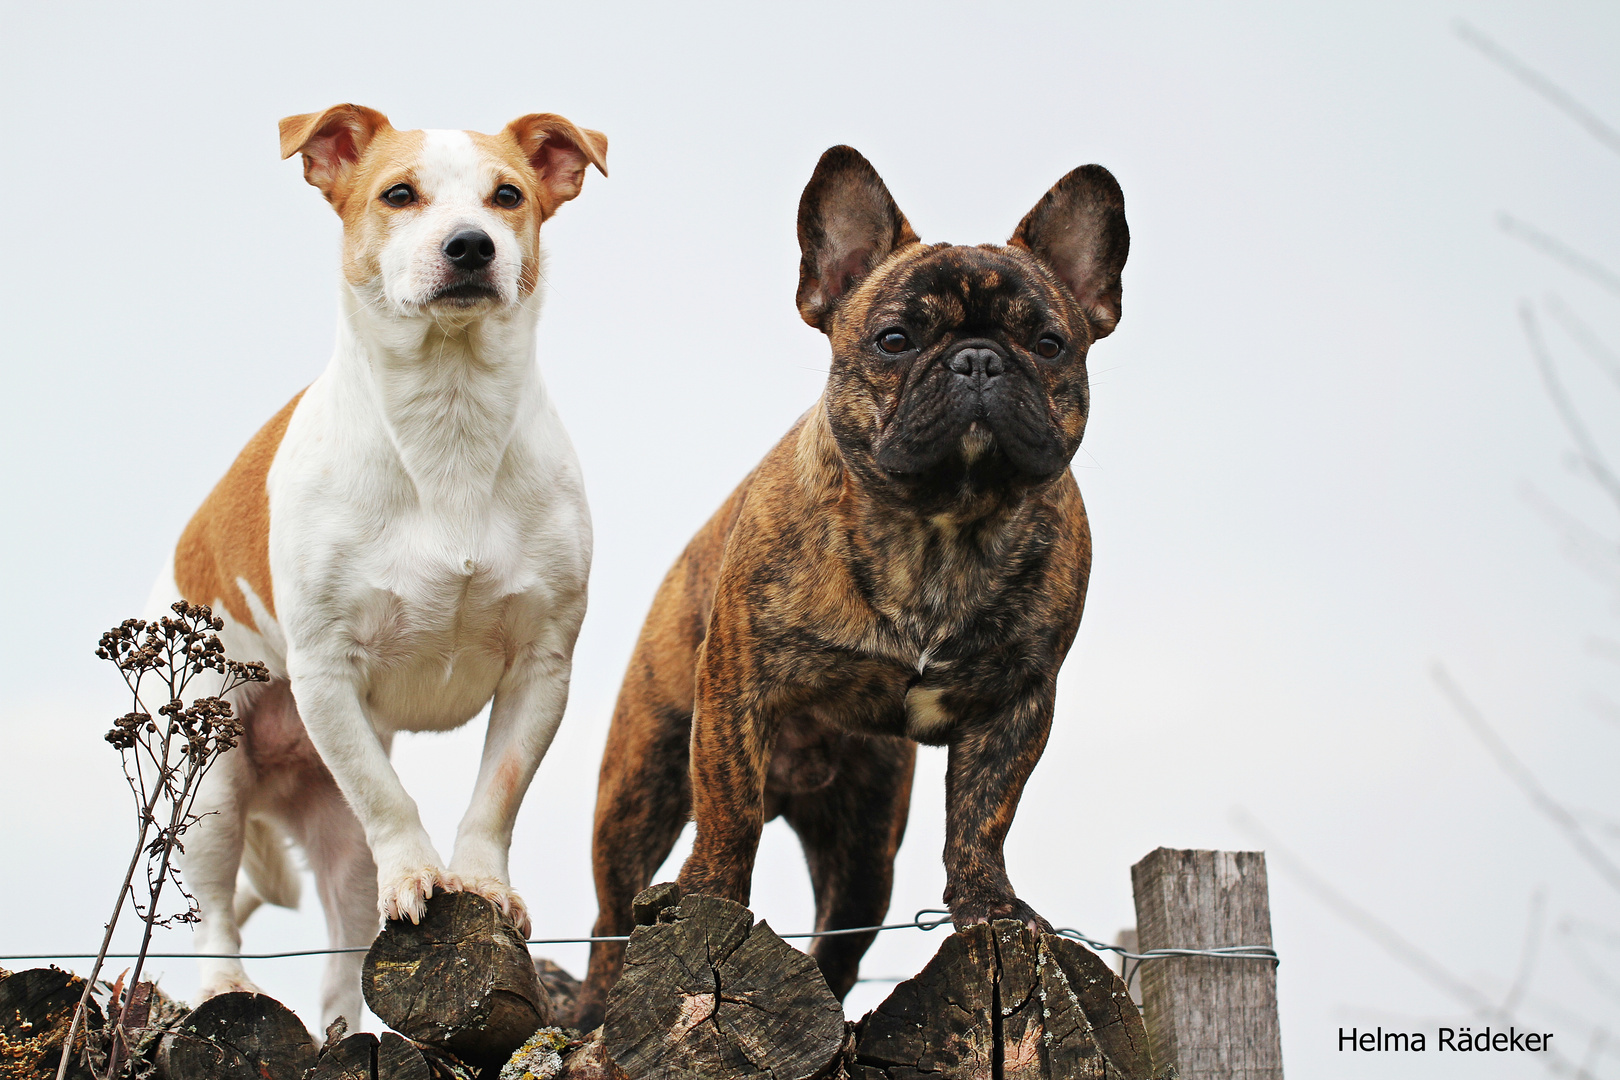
[575,146,1128,1027]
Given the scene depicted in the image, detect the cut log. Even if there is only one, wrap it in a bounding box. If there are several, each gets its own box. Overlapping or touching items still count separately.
[1044,933,1155,1078]
[307,1031,432,1080]
[854,921,1155,1080]
[533,959,581,1033]
[0,967,104,1080]
[551,1028,623,1080]
[363,891,550,1067]
[602,892,846,1080]
[155,991,316,1080]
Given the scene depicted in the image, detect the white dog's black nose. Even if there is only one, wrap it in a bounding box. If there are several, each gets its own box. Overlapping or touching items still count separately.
[443,229,496,271]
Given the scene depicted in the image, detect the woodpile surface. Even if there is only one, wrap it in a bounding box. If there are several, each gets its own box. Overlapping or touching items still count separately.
[604,889,846,1079]
[853,921,1153,1079]
[363,891,550,1068]
[0,967,103,1080]
[156,991,316,1080]
[2,890,1159,1080]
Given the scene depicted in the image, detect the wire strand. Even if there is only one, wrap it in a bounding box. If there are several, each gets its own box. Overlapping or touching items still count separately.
[0,908,1277,980]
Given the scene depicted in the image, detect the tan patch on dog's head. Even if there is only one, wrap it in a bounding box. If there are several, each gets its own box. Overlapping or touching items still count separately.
[279,105,606,304]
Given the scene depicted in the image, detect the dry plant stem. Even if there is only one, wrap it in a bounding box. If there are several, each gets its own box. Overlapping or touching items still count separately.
[59,603,266,1080]
[56,782,166,1080]
[108,766,208,1075]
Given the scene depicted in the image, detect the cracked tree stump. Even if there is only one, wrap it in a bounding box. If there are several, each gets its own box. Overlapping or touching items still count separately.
[0,967,104,1080]
[602,891,846,1079]
[307,1031,431,1080]
[155,991,316,1080]
[853,921,1155,1080]
[363,891,550,1068]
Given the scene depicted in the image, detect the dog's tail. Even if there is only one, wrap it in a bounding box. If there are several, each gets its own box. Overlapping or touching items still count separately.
[234,815,301,925]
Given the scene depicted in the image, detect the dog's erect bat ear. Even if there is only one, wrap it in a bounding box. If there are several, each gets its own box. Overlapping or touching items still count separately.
[279,104,392,207]
[1009,165,1129,339]
[796,146,920,332]
[504,114,608,213]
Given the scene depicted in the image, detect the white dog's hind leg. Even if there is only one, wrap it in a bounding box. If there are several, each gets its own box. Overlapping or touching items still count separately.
[234,815,301,925]
[182,751,262,999]
[296,774,379,1032]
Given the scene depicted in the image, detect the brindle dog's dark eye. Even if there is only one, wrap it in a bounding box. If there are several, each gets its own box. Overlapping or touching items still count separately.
[381,184,416,207]
[494,184,523,208]
[879,330,910,354]
[1036,335,1063,359]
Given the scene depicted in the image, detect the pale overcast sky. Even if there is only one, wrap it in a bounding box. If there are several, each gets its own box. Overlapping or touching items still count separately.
[3,3,1619,1077]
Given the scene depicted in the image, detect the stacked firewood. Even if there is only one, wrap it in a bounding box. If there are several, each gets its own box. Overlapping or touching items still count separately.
[1,890,1157,1079]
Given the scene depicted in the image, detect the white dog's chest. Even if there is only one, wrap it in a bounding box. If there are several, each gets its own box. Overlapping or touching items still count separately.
[314,512,574,730]
[265,377,588,732]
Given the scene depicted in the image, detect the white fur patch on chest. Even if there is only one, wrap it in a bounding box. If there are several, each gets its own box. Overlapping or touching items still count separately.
[904,684,953,740]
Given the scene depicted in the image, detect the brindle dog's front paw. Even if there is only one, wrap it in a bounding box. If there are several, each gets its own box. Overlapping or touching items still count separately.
[946,891,1054,936]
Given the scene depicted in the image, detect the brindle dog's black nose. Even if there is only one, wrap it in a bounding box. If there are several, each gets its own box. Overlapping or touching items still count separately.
[947,346,1006,380]
[443,229,496,270]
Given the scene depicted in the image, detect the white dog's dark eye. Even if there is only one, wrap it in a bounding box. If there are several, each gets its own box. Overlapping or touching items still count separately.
[494,184,524,208]
[381,184,416,207]
[879,330,910,354]
[1036,335,1063,359]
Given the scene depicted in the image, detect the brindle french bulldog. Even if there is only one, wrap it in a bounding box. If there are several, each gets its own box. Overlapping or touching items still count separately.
[574,146,1128,1027]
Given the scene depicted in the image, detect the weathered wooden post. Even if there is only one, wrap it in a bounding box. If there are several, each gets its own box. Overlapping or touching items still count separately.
[1131,848,1283,1079]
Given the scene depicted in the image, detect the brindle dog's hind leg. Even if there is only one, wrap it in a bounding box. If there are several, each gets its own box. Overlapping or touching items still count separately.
[576,698,693,1029]
[782,735,916,1001]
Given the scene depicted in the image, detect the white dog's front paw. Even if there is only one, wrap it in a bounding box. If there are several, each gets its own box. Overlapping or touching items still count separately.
[377,866,463,925]
[460,876,532,938]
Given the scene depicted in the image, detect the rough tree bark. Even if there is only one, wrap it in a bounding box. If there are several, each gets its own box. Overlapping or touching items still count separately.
[1131,848,1281,1080]
[853,921,1155,1080]
[155,991,316,1080]
[363,892,551,1068]
[306,1031,432,1080]
[0,968,104,1080]
[602,888,847,1080]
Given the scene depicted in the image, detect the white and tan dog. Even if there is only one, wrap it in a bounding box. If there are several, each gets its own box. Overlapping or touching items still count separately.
[149,104,605,1027]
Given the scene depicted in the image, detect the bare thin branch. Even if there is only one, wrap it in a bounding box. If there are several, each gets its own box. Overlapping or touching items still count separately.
[1500,888,1546,1016]
[1556,923,1620,1005]
[1501,217,1620,299]
[1522,302,1620,515]
[1546,296,1620,389]
[1520,483,1620,590]
[1231,808,1602,1078]
[1431,664,1620,896]
[1228,807,1497,1013]
[1561,916,1620,952]
[1455,20,1620,158]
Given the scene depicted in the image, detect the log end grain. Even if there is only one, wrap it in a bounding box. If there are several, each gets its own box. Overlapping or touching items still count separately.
[854,922,1156,1080]
[156,991,316,1080]
[0,967,105,1080]
[363,890,551,1067]
[307,1031,433,1080]
[603,892,845,1080]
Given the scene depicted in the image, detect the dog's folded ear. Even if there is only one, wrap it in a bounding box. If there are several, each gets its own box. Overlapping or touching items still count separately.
[1009,165,1129,339]
[504,114,609,214]
[279,105,392,207]
[796,147,920,332]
